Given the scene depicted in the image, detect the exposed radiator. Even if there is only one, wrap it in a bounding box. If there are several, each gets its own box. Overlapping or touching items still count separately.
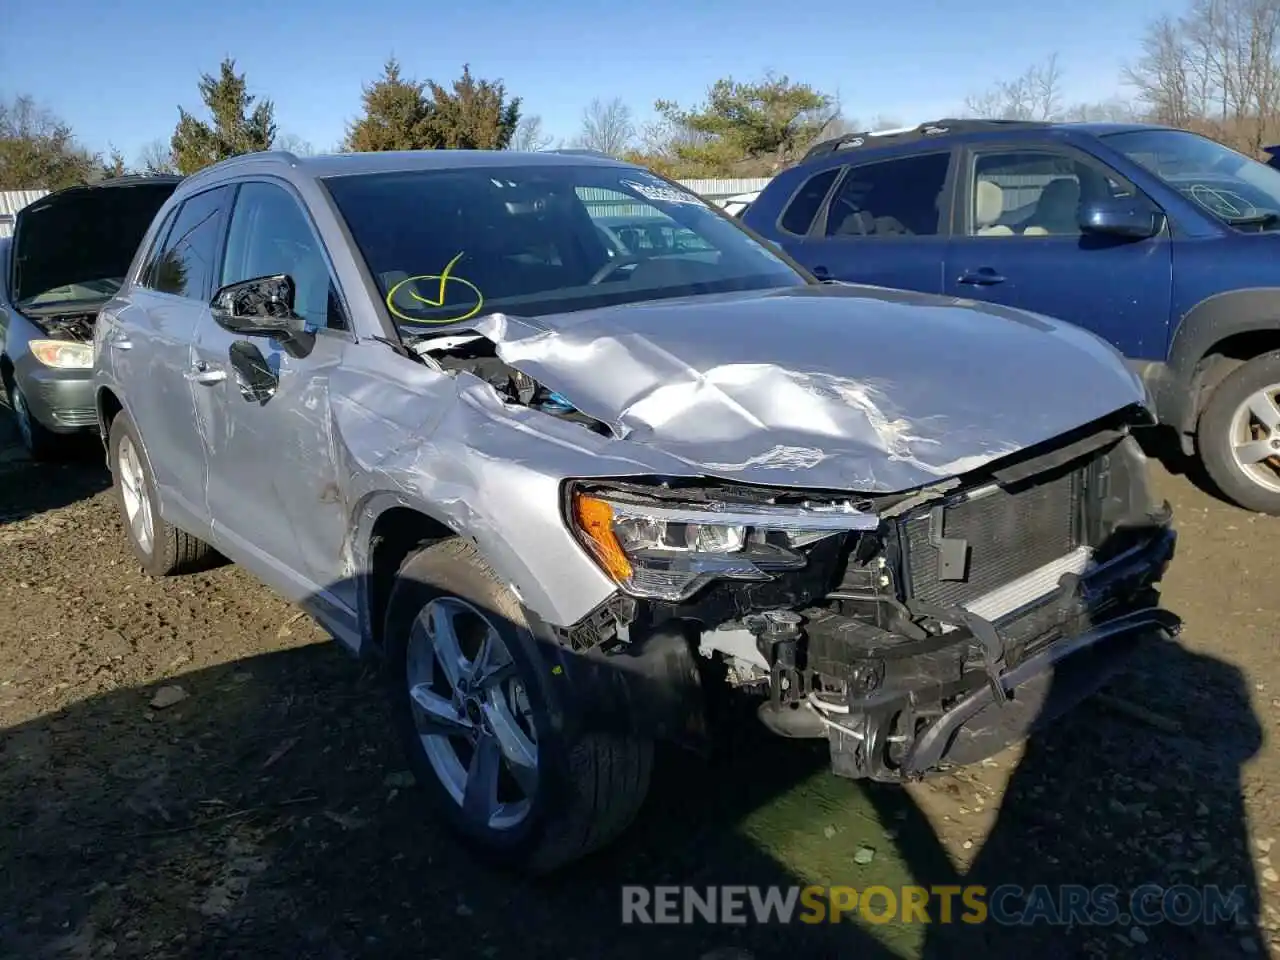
[899,462,1087,611]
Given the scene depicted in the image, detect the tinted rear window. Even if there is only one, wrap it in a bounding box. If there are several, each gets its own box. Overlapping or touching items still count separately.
[779,168,840,235]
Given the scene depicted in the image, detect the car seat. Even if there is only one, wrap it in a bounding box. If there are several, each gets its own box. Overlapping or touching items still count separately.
[1023,177,1081,235]
[974,180,1013,235]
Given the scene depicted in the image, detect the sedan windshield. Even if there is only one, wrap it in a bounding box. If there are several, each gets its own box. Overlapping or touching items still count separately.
[322,164,806,332]
[23,278,123,308]
[1104,128,1280,230]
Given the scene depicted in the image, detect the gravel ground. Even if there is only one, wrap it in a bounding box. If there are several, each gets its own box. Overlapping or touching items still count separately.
[1,412,1279,960]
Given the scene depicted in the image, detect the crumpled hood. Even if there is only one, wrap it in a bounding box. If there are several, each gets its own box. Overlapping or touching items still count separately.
[475,284,1146,493]
[11,177,181,306]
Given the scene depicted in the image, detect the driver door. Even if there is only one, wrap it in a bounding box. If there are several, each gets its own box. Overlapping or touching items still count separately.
[943,145,1174,359]
[191,178,358,620]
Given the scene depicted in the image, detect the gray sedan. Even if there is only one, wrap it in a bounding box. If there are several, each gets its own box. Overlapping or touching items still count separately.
[0,176,178,457]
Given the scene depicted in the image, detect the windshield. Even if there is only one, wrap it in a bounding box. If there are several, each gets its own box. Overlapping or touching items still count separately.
[1104,128,1280,230]
[23,278,123,308]
[322,164,805,332]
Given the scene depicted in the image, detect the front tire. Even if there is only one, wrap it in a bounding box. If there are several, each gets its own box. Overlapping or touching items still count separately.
[107,410,217,576]
[6,377,62,460]
[384,539,653,874]
[1198,351,1280,515]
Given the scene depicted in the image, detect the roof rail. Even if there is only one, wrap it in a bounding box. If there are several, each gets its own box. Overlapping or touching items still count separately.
[544,148,613,158]
[802,118,1048,162]
[95,173,184,186]
[178,149,302,190]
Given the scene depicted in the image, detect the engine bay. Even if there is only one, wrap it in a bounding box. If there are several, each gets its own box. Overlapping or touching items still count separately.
[35,312,96,343]
[416,334,612,434]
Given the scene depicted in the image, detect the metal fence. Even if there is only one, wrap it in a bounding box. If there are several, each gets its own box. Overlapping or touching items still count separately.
[0,190,49,237]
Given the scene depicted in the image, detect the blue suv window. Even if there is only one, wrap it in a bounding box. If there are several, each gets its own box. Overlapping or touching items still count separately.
[823,152,950,238]
[779,168,840,235]
[967,149,1142,238]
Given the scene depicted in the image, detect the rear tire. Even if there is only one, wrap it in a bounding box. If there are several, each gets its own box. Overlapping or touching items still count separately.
[1198,351,1280,515]
[108,410,217,576]
[384,539,653,874]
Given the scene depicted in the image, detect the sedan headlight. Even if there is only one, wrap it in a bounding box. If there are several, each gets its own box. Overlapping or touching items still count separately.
[29,339,94,370]
[568,487,878,602]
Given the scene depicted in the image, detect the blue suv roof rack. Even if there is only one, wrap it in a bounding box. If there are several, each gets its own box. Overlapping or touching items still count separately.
[801,118,1048,162]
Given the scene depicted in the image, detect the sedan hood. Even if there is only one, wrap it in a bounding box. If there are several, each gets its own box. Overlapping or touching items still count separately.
[11,176,181,306]
[477,284,1145,493]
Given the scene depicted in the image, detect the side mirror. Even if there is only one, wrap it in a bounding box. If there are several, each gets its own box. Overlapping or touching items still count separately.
[1079,198,1164,240]
[210,274,310,339]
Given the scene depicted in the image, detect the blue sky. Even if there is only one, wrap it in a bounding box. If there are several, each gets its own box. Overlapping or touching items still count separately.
[3,0,1183,164]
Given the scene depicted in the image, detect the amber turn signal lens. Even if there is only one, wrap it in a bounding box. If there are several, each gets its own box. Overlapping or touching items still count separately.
[572,492,633,581]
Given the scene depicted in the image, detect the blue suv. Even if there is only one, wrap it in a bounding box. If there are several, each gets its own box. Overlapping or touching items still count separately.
[744,119,1280,514]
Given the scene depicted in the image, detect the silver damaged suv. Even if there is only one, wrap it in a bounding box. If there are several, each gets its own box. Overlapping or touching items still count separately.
[94,148,1180,872]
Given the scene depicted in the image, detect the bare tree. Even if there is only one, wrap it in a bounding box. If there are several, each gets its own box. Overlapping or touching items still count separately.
[868,114,906,130]
[577,97,635,155]
[1062,98,1139,122]
[1125,14,1202,127]
[275,132,316,156]
[510,113,553,151]
[137,138,177,175]
[1126,0,1280,154]
[964,54,1066,121]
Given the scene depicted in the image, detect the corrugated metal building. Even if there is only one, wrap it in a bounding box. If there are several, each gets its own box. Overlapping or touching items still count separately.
[0,190,49,238]
[677,177,772,200]
[578,178,772,218]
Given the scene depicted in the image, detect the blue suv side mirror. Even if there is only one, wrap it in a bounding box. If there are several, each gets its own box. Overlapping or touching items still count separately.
[1079,198,1165,240]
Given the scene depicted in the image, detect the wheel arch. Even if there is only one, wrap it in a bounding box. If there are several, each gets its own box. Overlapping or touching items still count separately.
[351,493,461,658]
[96,385,124,444]
[1163,289,1280,445]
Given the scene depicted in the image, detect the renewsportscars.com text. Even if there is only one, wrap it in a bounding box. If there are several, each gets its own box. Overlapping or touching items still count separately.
[621,883,1249,927]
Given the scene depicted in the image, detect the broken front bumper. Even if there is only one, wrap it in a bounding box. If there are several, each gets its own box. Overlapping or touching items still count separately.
[770,520,1179,782]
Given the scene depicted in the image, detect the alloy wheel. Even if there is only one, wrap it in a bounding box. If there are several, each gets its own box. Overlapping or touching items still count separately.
[116,433,154,554]
[406,596,539,831]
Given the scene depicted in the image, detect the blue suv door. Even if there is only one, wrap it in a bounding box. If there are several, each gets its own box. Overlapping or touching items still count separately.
[942,142,1173,359]
[767,151,954,295]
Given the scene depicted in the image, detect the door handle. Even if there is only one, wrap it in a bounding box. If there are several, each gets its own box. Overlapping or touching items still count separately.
[957,268,1005,286]
[185,362,227,385]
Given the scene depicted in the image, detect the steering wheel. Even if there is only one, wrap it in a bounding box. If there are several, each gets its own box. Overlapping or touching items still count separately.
[588,256,645,285]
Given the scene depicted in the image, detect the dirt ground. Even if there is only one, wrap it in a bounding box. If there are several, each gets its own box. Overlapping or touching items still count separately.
[1,411,1279,960]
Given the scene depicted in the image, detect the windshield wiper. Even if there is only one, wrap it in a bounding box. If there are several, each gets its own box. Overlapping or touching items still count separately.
[1224,211,1280,229]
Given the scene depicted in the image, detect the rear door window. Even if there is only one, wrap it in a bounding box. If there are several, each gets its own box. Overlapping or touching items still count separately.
[822,152,951,238]
[779,168,840,235]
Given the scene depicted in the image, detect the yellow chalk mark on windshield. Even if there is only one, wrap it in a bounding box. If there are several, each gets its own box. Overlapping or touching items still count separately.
[385,252,484,324]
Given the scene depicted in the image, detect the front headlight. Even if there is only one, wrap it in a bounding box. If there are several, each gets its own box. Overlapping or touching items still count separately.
[29,339,94,370]
[568,486,878,602]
